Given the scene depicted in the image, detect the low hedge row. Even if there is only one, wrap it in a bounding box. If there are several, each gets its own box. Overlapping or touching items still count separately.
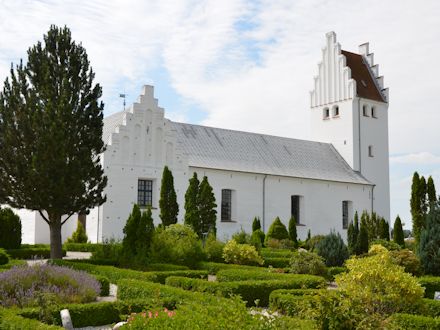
[197,261,264,274]
[94,275,110,296]
[165,275,325,307]
[66,258,120,266]
[49,260,207,285]
[62,243,102,252]
[0,308,63,329]
[262,257,290,268]
[388,313,440,329]
[269,289,320,316]
[260,248,294,259]
[216,268,325,285]
[0,259,27,270]
[419,276,440,299]
[18,300,163,328]
[6,248,66,259]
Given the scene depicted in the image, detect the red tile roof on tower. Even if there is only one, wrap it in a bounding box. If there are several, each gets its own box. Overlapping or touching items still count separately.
[341,50,386,103]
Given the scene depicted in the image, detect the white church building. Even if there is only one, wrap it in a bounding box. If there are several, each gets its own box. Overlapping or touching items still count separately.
[21,32,390,243]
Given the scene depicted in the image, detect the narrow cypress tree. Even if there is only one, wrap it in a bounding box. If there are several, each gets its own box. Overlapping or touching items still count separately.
[184,173,200,234]
[420,176,428,215]
[198,176,217,237]
[347,221,355,255]
[393,215,405,247]
[357,216,369,254]
[288,216,298,247]
[159,166,179,226]
[427,176,437,208]
[122,204,141,258]
[378,217,390,241]
[137,206,155,258]
[353,211,360,254]
[252,217,261,232]
[411,172,424,245]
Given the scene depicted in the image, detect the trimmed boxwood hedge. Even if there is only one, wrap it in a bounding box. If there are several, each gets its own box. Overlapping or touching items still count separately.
[388,313,440,329]
[0,258,27,270]
[0,308,63,329]
[262,257,291,268]
[50,260,208,285]
[216,268,325,284]
[269,289,320,316]
[197,261,264,274]
[418,276,440,299]
[260,249,294,258]
[6,248,66,259]
[93,275,110,296]
[165,275,325,307]
[62,243,101,252]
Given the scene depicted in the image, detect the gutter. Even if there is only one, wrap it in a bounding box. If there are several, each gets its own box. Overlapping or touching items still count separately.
[262,174,268,232]
[358,97,362,172]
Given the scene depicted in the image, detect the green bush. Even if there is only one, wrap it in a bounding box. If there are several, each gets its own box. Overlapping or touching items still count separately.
[93,275,110,296]
[150,224,204,268]
[263,257,290,268]
[265,238,295,249]
[289,250,327,276]
[315,231,349,267]
[0,207,22,249]
[304,235,326,251]
[387,313,440,329]
[143,263,189,271]
[371,239,401,251]
[216,268,325,285]
[390,249,422,276]
[0,308,63,329]
[265,217,289,243]
[418,276,440,299]
[196,262,261,274]
[66,221,88,243]
[250,229,265,250]
[165,275,324,307]
[419,206,440,275]
[269,289,320,316]
[7,248,66,259]
[0,248,10,265]
[412,298,440,318]
[222,240,264,266]
[288,216,298,247]
[203,232,225,262]
[232,229,251,244]
[63,243,101,252]
[252,217,261,232]
[90,239,122,262]
[326,266,347,281]
[0,258,26,270]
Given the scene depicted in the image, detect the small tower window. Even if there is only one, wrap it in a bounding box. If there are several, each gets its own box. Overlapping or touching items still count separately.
[363,105,369,117]
[371,107,377,118]
[332,105,339,117]
[368,145,374,157]
[323,108,330,119]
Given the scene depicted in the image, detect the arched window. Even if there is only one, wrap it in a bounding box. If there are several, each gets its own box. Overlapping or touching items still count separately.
[333,105,339,117]
[323,107,330,119]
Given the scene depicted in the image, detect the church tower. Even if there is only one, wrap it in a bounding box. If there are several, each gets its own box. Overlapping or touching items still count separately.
[310,31,390,221]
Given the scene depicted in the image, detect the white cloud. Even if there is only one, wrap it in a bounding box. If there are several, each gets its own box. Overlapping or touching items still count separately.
[390,152,440,165]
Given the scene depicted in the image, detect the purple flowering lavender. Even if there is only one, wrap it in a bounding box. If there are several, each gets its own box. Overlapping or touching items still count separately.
[0,264,100,307]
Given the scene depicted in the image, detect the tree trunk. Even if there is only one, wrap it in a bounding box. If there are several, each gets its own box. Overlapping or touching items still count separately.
[78,212,86,228]
[48,213,63,259]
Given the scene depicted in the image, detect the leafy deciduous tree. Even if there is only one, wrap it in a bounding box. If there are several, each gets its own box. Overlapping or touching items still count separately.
[0,26,107,258]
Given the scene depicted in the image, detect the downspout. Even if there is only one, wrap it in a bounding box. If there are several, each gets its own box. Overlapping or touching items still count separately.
[262,174,268,232]
[371,185,375,214]
[96,205,100,243]
[358,97,362,172]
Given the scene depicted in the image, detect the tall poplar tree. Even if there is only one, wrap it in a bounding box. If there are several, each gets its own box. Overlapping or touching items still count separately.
[411,172,424,244]
[427,176,437,208]
[0,26,107,258]
[184,173,200,234]
[198,176,217,237]
[159,166,179,226]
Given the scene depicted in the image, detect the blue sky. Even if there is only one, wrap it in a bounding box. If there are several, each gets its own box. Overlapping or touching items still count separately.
[1,0,440,229]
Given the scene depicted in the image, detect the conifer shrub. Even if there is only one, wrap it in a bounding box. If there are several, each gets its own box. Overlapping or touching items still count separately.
[357,217,369,254]
[304,235,325,252]
[222,240,264,266]
[250,229,265,250]
[315,231,349,267]
[393,215,405,248]
[159,166,179,227]
[0,207,22,249]
[289,250,326,276]
[66,221,88,243]
[150,224,204,268]
[252,217,261,232]
[288,216,298,247]
[265,217,289,244]
[0,248,10,265]
[419,204,440,275]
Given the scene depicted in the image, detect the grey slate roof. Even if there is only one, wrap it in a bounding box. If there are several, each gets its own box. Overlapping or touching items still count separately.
[103,111,371,185]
